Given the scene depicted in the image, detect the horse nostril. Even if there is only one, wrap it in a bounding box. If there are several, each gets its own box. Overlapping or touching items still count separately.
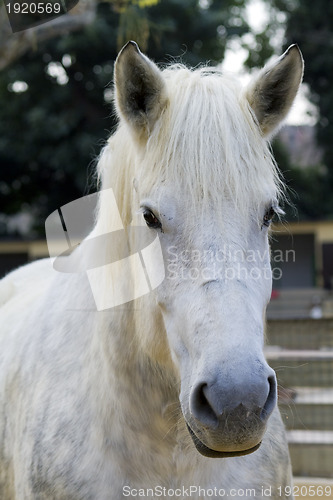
[190,383,219,428]
[191,372,277,429]
[260,374,277,421]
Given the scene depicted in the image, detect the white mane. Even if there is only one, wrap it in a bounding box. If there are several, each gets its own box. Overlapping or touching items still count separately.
[96,64,284,231]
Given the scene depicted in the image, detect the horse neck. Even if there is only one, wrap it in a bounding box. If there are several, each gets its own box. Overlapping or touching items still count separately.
[89,299,180,431]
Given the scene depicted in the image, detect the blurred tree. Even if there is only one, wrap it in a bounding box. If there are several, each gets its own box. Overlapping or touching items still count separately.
[0,0,250,236]
[272,138,329,221]
[0,0,95,70]
[281,0,333,218]
[249,0,333,220]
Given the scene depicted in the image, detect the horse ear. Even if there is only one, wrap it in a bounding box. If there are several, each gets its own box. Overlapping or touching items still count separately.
[114,41,167,140]
[245,45,304,137]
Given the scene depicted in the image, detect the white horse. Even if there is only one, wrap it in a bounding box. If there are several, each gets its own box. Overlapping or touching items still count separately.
[0,42,303,499]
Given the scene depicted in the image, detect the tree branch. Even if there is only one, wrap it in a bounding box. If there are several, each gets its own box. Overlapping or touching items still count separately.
[0,0,96,71]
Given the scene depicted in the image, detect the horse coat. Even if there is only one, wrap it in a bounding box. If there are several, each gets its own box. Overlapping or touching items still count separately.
[0,42,303,499]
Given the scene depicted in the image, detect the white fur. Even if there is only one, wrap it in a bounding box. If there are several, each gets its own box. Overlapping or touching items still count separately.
[0,43,303,499]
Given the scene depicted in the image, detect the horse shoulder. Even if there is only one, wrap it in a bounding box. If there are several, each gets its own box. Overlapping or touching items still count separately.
[0,258,54,308]
[0,260,100,498]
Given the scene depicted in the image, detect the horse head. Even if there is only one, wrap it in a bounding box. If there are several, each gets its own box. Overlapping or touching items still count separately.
[111,41,303,458]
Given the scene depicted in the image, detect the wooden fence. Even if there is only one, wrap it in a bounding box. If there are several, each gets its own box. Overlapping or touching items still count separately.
[266,319,333,478]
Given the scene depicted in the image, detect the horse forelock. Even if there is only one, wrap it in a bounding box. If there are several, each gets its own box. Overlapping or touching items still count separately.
[97,64,285,231]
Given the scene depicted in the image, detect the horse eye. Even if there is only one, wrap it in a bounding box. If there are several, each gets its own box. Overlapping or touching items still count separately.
[262,207,276,228]
[143,209,162,230]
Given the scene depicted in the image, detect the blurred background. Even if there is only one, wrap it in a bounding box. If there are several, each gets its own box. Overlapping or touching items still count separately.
[0,0,332,486]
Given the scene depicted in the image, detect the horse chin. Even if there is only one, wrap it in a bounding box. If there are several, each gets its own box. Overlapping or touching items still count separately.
[186,424,261,459]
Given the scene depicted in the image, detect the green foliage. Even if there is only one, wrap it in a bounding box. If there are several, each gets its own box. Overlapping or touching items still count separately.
[145,0,249,66]
[242,0,333,220]
[243,27,276,69]
[272,139,330,221]
[271,0,333,219]
[0,3,119,235]
[2,0,332,235]
[0,0,250,236]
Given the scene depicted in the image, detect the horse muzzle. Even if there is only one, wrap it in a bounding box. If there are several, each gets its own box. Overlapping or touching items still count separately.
[186,423,262,458]
[183,368,277,458]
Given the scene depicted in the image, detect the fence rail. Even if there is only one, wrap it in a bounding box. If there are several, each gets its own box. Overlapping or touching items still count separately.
[267,319,333,478]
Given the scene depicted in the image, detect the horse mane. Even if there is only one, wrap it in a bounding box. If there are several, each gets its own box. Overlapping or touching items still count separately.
[96,64,285,231]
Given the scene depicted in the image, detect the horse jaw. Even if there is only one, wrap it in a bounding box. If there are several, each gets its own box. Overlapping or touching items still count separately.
[186,424,262,458]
